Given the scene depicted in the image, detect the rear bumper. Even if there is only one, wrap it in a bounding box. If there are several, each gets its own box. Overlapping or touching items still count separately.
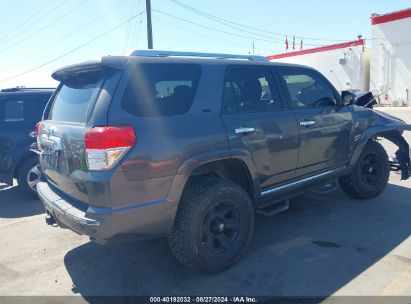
[37,182,178,244]
[38,182,101,236]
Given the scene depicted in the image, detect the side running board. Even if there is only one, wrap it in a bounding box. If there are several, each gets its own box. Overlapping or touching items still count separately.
[256,199,289,216]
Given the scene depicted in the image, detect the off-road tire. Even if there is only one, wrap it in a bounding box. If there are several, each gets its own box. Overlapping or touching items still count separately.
[168,176,254,274]
[339,140,390,199]
[17,157,40,198]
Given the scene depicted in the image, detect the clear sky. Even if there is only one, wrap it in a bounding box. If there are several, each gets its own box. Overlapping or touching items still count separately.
[0,0,408,88]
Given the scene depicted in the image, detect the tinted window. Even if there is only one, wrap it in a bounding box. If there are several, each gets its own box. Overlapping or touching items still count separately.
[4,100,24,122]
[278,69,337,108]
[48,74,102,123]
[122,63,201,117]
[26,96,50,120]
[222,67,282,114]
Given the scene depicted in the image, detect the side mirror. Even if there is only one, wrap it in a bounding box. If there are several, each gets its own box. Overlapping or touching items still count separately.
[341,90,357,106]
[341,90,376,108]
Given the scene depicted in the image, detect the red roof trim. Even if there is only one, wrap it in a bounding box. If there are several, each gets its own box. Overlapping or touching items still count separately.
[371,8,411,25]
[266,39,365,60]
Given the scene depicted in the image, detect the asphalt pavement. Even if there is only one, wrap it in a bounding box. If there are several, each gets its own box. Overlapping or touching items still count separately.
[0,107,410,299]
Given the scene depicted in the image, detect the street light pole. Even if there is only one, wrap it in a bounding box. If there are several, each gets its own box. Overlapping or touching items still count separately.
[146,0,153,49]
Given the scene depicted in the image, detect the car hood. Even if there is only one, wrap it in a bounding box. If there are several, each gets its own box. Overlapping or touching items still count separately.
[372,109,407,126]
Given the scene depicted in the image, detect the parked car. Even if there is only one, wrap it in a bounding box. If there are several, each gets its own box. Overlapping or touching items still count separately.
[36,51,411,273]
[0,87,54,196]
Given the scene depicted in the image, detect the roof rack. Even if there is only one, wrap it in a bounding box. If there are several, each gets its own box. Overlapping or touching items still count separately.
[1,87,55,92]
[130,50,268,62]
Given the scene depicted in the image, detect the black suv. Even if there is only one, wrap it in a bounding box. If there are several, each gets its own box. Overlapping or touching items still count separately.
[0,87,54,196]
[36,51,411,273]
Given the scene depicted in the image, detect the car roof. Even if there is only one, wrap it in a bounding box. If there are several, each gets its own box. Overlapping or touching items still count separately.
[124,55,312,69]
[52,51,316,80]
[128,56,301,67]
[0,88,54,99]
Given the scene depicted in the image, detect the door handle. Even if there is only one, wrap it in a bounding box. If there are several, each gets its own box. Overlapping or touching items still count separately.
[235,127,255,135]
[299,120,316,127]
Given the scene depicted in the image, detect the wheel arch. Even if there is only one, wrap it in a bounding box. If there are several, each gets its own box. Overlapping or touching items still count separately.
[164,149,259,232]
[171,149,258,200]
[13,151,37,178]
[350,125,411,180]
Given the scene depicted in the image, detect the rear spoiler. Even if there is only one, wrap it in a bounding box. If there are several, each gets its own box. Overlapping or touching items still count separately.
[51,56,128,81]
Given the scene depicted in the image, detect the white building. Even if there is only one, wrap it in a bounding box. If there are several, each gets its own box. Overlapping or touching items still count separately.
[267,39,370,92]
[370,8,411,106]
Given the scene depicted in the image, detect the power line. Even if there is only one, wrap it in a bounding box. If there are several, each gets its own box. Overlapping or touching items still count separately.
[0,0,131,72]
[0,0,66,46]
[123,0,136,54]
[154,9,327,48]
[0,11,145,83]
[130,0,143,50]
[0,1,53,43]
[169,0,353,43]
[154,15,254,51]
[0,0,91,54]
[133,11,144,49]
[154,15,285,54]
[169,0,284,42]
[153,9,286,46]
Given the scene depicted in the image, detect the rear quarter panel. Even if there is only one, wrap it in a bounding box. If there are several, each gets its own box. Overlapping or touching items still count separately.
[107,63,229,208]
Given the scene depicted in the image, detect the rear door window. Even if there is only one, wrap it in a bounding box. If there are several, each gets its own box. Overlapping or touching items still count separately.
[4,100,24,122]
[222,67,282,114]
[122,63,201,116]
[48,74,102,123]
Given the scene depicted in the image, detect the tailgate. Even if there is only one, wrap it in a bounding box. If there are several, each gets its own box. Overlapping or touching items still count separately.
[38,64,122,203]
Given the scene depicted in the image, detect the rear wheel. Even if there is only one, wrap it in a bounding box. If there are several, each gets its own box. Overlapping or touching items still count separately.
[168,176,254,273]
[17,157,41,198]
[339,140,389,199]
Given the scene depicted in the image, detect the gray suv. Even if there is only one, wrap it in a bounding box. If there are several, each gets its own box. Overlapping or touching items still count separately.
[36,50,411,273]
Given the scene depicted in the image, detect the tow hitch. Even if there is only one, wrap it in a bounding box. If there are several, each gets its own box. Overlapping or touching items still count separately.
[45,211,57,226]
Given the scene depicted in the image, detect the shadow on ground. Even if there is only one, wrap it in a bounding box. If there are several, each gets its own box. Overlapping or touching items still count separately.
[64,182,411,297]
[0,183,43,218]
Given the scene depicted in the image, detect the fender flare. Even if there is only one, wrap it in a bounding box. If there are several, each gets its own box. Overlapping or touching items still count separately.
[167,148,259,208]
[350,124,411,179]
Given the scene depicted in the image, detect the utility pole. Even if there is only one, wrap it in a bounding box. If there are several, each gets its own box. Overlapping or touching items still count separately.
[146,0,153,49]
[252,41,255,55]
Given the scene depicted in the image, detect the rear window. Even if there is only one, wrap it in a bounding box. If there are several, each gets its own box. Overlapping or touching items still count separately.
[122,63,201,116]
[48,74,102,123]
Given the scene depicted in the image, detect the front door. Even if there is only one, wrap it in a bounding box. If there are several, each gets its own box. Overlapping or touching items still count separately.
[276,67,353,176]
[220,66,300,190]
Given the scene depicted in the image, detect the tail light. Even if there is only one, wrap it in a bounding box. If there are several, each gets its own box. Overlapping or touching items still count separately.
[35,122,42,137]
[36,121,43,147]
[85,125,136,171]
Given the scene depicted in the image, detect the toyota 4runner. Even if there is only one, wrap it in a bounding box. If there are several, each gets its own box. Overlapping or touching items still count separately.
[36,50,411,273]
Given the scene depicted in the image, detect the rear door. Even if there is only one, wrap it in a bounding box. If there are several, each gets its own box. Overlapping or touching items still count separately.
[220,66,300,190]
[0,97,31,183]
[39,69,120,203]
[276,67,353,176]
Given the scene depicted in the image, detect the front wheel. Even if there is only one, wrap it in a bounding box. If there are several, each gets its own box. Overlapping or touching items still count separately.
[339,140,390,199]
[168,176,254,274]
